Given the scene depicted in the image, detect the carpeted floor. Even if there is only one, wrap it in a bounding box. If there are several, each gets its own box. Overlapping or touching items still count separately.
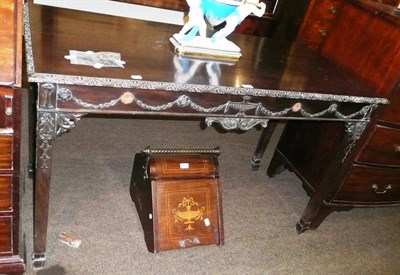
[20,91,400,275]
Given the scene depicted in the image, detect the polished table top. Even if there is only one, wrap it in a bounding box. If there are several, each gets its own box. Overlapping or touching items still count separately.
[24,3,386,106]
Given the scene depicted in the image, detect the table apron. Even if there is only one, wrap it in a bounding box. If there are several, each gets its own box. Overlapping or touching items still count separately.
[36,83,376,122]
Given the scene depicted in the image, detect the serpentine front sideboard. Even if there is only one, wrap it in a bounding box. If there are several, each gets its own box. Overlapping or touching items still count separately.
[267,0,400,233]
[24,3,388,268]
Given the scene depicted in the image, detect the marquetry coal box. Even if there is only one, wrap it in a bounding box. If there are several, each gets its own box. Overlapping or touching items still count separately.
[130,147,224,253]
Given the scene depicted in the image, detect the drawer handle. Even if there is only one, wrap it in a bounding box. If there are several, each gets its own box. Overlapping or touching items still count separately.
[328,7,337,14]
[371,184,392,194]
[395,145,400,153]
[319,30,327,37]
[5,107,12,116]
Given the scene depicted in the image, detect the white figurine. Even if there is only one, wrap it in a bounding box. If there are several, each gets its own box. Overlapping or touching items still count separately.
[211,0,266,42]
[175,0,207,42]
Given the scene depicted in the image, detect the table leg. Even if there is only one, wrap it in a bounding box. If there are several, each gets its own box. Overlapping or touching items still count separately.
[295,121,370,234]
[266,150,287,178]
[250,121,278,170]
[296,204,353,234]
[32,112,56,269]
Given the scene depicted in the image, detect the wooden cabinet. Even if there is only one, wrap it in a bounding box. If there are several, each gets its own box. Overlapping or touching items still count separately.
[297,0,344,51]
[0,0,25,273]
[320,0,400,209]
[267,0,400,232]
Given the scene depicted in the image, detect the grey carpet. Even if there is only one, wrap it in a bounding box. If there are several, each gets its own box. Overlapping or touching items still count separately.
[20,92,400,275]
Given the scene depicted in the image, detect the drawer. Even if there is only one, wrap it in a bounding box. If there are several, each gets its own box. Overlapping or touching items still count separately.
[0,134,13,170]
[0,216,12,254]
[356,125,400,167]
[0,176,12,211]
[381,94,400,123]
[308,0,342,21]
[298,19,334,44]
[334,166,400,204]
[0,90,14,129]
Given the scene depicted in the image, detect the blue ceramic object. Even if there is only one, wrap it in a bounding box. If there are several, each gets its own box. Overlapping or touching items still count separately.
[202,0,244,26]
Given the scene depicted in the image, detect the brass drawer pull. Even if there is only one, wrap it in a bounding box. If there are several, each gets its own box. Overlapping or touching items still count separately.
[319,30,327,37]
[371,184,392,194]
[5,107,12,116]
[328,7,337,14]
[395,145,400,153]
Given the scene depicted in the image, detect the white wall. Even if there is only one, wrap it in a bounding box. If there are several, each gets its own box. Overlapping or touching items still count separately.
[34,0,185,25]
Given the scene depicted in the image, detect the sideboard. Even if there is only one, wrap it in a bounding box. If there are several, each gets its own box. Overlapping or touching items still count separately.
[0,0,25,274]
[267,0,400,233]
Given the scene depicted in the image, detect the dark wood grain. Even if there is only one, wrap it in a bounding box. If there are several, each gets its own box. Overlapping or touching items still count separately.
[321,0,400,97]
[149,154,217,180]
[0,176,12,210]
[27,4,378,98]
[382,88,400,123]
[0,217,12,253]
[335,166,400,204]
[297,0,343,51]
[0,136,12,170]
[356,125,400,167]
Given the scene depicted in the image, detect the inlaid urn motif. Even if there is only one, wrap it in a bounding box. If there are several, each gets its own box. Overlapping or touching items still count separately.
[172,197,205,231]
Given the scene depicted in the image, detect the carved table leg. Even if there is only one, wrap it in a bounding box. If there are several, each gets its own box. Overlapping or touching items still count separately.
[250,120,278,170]
[296,204,353,234]
[31,83,85,268]
[295,121,371,234]
[32,111,56,268]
